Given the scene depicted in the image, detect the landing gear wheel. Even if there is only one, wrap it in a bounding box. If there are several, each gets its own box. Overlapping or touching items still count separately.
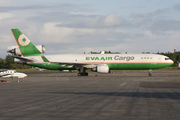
[78,67,88,76]
[83,72,88,76]
[148,73,152,76]
[78,73,82,76]
[77,72,88,76]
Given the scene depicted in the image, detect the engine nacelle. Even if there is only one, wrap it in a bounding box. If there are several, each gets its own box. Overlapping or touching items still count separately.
[36,45,45,54]
[92,64,110,73]
[7,45,45,56]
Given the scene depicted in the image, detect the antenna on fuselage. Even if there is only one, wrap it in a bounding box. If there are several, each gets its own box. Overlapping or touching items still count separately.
[100,51,105,54]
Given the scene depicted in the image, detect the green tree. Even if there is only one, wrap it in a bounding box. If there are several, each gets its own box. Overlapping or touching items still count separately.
[5,54,15,69]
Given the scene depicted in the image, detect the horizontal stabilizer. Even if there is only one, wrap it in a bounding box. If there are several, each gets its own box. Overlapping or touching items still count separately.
[7,46,18,51]
[13,56,34,62]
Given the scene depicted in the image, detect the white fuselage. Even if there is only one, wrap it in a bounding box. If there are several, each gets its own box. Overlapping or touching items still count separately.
[0,70,27,78]
[24,54,173,65]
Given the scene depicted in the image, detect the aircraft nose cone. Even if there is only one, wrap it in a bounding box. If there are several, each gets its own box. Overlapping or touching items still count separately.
[170,59,174,64]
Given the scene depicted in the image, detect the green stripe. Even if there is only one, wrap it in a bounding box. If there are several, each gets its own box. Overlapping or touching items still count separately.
[41,56,49,62]
[28,63,75,70]
[107,63,173,70]
[27,62,173,71]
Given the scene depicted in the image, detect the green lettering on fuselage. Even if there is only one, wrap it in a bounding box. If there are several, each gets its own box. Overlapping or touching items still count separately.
[91,57,95,60]
[95,57,99,60]
[100,57,105,60]
[86,57,112,61]
[108,57,112,60]
[86,57,90,60]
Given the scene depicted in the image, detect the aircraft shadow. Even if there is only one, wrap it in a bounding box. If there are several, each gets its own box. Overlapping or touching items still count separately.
[49,92,180,100]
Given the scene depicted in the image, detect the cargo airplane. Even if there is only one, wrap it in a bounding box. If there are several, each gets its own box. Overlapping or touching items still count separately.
[7,29,173,76]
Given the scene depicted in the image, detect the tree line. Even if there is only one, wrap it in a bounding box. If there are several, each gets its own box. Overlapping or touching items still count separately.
[0,55,31,69]
[90,51,120,54]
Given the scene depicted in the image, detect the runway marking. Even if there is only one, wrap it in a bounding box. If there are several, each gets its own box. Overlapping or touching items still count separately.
[4,105,32,113]
[120,82,126,86]
[90,75,97,76]
[134,77,150,81]
[79,77,109,86]
[80,81,97,85]
[66,78,70,82]
[56,75,59,80]
[99,77,109,82]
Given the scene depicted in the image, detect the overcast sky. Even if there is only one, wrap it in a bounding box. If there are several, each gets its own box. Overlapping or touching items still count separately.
[0,0,180,58]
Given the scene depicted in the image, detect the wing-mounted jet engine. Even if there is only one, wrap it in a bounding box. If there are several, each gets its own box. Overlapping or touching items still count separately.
[92,64,111,73]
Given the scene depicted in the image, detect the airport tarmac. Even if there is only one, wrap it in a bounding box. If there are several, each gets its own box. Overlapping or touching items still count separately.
[0,72,180,120]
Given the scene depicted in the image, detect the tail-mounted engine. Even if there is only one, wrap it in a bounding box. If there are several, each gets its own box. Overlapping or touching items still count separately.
[7,45,45,56]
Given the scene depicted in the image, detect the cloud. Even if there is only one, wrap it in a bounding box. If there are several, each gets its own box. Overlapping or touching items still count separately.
[56,13,127,29]
[39,22,96,43]
[148,19,180,35]
[0,5,47,12]
[104,13,123,26]
[131,14,152,27]
[174,3,180,11]
[0,0,180,58]
[0,12,12,20]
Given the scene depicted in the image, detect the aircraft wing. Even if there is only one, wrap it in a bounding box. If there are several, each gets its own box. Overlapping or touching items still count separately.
[13,56,34,62]
[51,62,95,68]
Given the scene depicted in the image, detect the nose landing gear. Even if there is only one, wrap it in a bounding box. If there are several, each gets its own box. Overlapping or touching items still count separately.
[148,72,152,76]
[148,69,152,76]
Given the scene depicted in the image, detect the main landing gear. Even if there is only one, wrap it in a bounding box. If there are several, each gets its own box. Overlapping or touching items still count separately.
[77,67,88,76]
[78,72,88,76]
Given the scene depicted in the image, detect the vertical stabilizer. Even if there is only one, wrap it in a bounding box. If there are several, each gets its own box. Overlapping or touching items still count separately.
[11,29,42,57]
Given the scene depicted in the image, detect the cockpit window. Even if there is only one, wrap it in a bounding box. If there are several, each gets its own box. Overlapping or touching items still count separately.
[165,58,169,60]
